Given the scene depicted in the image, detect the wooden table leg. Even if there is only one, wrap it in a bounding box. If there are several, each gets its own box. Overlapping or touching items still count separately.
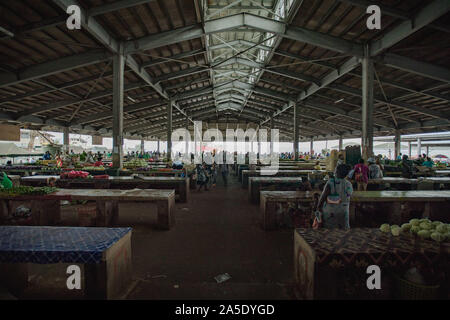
[84,231,132,300]
[179,181,188,203]
[31,200,60,225]
[0,263,28,297]
[262,200,277,230]
[156,195,175,230]
[84,263,107,300]
[349,202,356,227]
[96,200,117,227]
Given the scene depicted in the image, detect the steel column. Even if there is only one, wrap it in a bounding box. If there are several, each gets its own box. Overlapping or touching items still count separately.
[167,100,173,160]
[293,101,299,160]
[63,127,70,153]
[362,45,374,160]
[112,53,124,169]
[394,130,401,159]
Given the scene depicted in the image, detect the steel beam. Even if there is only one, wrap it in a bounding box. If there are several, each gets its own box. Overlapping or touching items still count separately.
[379,54,450,84]
[0,50,110,88]
[370,0,450,56]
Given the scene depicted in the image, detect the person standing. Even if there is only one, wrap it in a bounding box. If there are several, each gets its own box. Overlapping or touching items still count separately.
[354,158,369,191]
[315,164,353,229]
[368,158,383,179]
[221,163,229,187]
[401,155,414,178]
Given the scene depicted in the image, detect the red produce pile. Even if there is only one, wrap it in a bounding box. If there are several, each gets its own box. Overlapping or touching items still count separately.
[60,170,90,179]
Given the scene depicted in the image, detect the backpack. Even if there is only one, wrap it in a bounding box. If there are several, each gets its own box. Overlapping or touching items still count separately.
[355,165,364,183]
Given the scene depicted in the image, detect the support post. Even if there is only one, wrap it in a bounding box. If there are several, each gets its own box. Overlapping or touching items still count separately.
[394,130,401,159]
[292,101,299,160]
[140,139,145,155]
[157,139,160,153]
[185,117,189,156]
[408,141,412,158]
[167,100,173,161]
[362,45,374,160]
[338,136,343,151]
[112,52,124,169]
[310,138,314,156]
[417,138,422,157]
[257,129,261,158]
[270,117,274,154]
[426,146,429,157]
[63,127,70,153]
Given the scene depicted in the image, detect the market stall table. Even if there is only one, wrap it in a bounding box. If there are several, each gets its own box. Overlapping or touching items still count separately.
[0,188,175,230]
[349,191,450,227]
[242,170,325,188]
[260,191,320,230]
[367,177,418,190]
[0,226,132,299]
[419,177,450,190]
[21,176,189,203]
[294,228,449,300]
[435,170,450,177]
[249,177,309,204]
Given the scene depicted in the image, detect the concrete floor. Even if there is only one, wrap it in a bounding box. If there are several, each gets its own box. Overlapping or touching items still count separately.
[126,174,295,299]
[17,174,295,300]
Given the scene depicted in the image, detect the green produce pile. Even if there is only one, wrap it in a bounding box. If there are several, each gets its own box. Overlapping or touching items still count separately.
[0,186,58,196]
[379,219,450,242]
[82,166,105,171]
[124,159,148,168]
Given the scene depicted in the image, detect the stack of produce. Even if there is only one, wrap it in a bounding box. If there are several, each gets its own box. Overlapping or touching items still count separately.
[0,186,58,196]
[123,159,148,169]
[379,218,450,242]
[0,165,42,171]
[60,170,90,179]
[82,166,105,171]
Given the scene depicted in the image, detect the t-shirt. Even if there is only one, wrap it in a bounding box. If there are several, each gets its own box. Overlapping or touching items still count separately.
[354,163,369,184]
[368,164,383,179]
[326,177,353,205]
[1,173,13,189]
[422,161,434,168]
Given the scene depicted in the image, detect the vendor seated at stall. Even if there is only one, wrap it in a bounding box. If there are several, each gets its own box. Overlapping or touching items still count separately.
[368,157,383,179]
[315,164,353,229]
[422,157,434,168]
[43,151,52,160]
[0,171,13,189]
[313,161,321,170]
[401,155,414,178]
[86,151,95,163]
[298,176,312,191]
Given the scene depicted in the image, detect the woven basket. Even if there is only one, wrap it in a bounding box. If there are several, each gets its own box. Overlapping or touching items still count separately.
[395,276,440,300]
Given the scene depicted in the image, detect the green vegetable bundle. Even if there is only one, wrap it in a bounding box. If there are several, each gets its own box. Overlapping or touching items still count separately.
[379,218,450,243]
[0,186,58,196]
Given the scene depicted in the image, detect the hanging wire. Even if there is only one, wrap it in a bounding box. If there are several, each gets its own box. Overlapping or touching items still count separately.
[68,60,112,122]
[374,67,398,128]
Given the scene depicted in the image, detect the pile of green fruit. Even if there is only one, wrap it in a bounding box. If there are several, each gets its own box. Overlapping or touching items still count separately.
[124,159,148,169]
[380,219,450,243]
[0,186,58,196]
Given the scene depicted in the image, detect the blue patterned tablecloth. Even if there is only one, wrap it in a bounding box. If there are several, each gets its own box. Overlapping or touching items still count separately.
[0,226,132,264]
